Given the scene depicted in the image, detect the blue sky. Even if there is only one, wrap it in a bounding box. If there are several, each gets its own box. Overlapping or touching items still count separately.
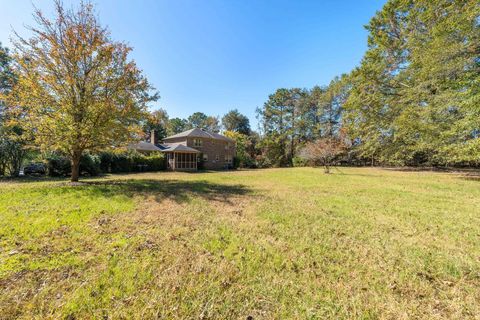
[0,0,386,129]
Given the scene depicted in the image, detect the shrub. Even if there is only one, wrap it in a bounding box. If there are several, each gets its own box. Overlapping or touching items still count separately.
[46,153,100,177]
[292,156,307,167]
[99,151,165,173]
[46,154,71,177]
[45,151,165,177]
[129,152,165,172]
[99,152,113,172]
[142,153,165,171]
[80,154,100,176]
[110,153,131,173]
[233,157,240,169]
[0,137,27,177]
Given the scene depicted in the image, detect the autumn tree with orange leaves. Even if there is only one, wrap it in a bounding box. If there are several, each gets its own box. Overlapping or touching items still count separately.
[7,1,157,182]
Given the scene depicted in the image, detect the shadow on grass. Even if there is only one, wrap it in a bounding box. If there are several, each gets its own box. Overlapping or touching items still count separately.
[0,174,110,184]
[48,179,253,205]
[458,172,480,182]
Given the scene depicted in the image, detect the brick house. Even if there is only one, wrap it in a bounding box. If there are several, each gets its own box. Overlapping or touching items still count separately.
[150,128,236,171]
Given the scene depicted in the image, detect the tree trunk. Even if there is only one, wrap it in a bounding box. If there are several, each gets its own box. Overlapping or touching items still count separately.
[71,150,82,182]
[324,164,330,174]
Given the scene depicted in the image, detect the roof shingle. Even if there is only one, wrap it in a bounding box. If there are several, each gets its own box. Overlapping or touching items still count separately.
[163,128,234,142]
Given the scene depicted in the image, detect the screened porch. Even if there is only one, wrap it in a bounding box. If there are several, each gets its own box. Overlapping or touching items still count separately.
[166,152,199,171]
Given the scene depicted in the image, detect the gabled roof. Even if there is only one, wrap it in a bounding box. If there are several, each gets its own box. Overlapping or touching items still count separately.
[128,141,162,152]
[163,128,234,142]
[158,143,200,153]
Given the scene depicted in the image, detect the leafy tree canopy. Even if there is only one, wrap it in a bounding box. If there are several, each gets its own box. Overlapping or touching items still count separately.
[222,109,251,135]
[7,1,158,181]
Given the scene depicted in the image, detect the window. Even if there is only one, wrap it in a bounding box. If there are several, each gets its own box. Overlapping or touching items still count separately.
[225,143,230,150]
[225,154,232,163]
[215,154,219,161]
[193,138,202,147]
[203,154,208,161]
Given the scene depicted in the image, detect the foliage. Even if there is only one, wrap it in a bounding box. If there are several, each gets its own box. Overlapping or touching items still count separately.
[254,1,479,168]
[299,137,346,173]
[257,88,307,166]
[223,130,254,168]
[187,112,208,129]
[187,112,220,132]
[0,42,26,177]
[99,151,165,173]
[0,132,27,177]
[45,152,100,177]
[221,109,251,135]
[45,151,165,176]
[7,1,157,181]
[144,108,169,142]
[292,156,307,167]
[167,117,189,135]
[343,0,480,166]
[0,42,16,119]
[257,81,349,167]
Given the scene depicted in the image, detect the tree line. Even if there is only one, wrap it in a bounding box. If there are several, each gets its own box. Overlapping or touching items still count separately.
[144,108,251,141]
[257,0,480,168]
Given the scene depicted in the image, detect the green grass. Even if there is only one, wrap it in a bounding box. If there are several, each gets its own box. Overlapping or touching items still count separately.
[1,168,479,319]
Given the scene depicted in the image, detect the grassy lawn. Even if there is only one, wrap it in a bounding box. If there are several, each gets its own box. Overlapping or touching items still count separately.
[1,168,479,319]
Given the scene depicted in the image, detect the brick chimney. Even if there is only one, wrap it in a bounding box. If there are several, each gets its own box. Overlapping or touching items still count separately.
[150,129,158,145]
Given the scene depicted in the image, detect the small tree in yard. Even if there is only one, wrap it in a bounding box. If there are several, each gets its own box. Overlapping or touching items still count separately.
[7,1,157,182]
[299,137,345,173]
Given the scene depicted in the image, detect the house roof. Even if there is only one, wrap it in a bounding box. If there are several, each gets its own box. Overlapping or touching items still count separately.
[128,141,163,152]
[158,143,201,153]
[163,128,235,142]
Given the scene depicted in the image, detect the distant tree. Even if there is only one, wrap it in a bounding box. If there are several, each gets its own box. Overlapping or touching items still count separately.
[0,42,26,177]
[222,109,251,135]
[204,115,221,132]
[343,0,480,166]
[7,1,157,182]
[0,42,16,124]
[167,117,188,135]
[299,136,345,173]
[187,112,208,129]
[186,112,220,132]
[257,88,310,166]
[144,108,169,141]
[318,76,349,138]
[224,130,254,167]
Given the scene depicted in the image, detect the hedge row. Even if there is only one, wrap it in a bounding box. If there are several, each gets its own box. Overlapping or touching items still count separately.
[98,151,165,173]
[44,151,165,177]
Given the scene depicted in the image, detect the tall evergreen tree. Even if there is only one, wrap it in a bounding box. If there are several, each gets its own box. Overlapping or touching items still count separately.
[222,109,251,135]
[344,0,479,166]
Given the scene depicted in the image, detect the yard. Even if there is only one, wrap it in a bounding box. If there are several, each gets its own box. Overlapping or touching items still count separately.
[1,168,479,319]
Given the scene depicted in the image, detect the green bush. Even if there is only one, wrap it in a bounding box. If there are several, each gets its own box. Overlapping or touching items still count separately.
[292,156,308,167]
[46,153,100,177]
[111,153,131,173]
[0,136,27,177]
[80,154,100,176]
[99,151,165,173]
[99,152,113,172]
[46,155,71,177]
[142,153,166,171]
[233,157,240,169]
[45,151,165,177]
